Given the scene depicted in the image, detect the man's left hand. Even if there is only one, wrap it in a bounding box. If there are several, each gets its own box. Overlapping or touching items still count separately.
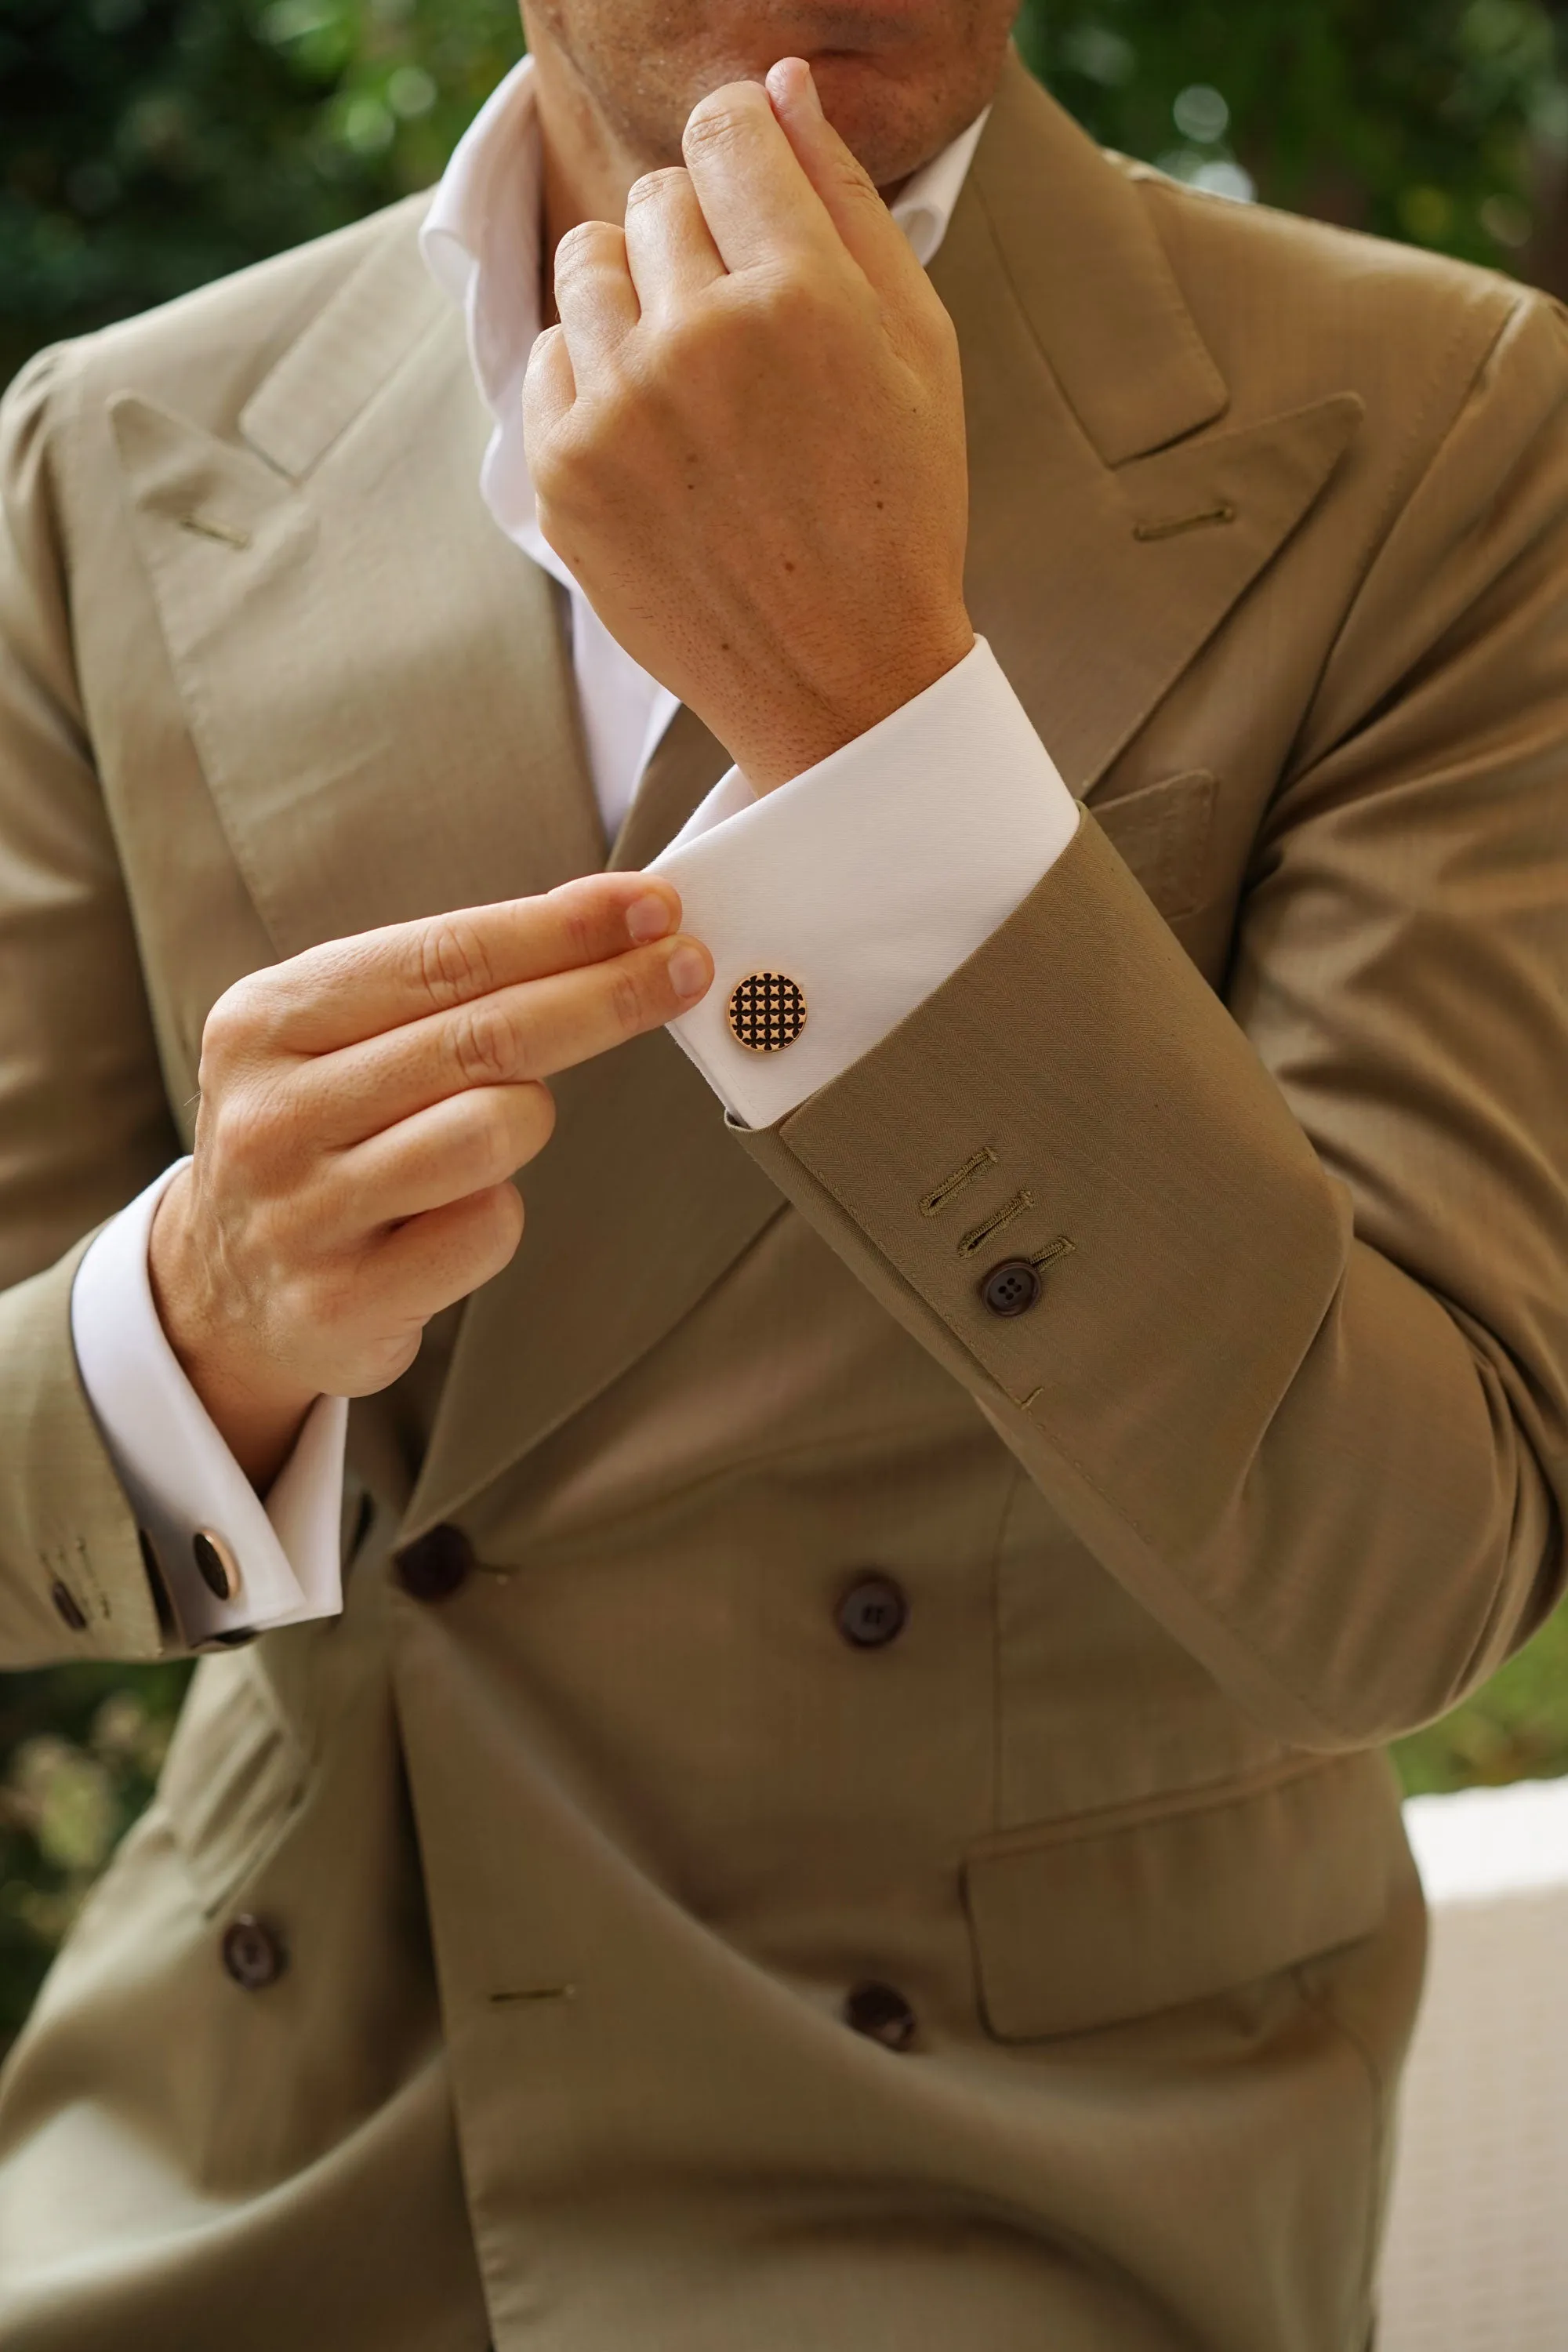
[523,56,975,793]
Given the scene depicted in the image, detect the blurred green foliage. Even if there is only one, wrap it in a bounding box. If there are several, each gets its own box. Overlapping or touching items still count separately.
[0,1661,190,2037]
[3,0,1568,2049]
[0,0,527,377]
[1019,0,1568,264]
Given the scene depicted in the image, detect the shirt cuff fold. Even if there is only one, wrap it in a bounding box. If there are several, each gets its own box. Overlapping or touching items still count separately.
[648,637,1080,1128]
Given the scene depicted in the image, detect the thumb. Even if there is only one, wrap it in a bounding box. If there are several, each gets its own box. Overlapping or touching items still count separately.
[764,56,925,298]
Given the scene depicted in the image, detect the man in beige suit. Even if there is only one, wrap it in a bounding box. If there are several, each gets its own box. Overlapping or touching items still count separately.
[0,0,1564,2342]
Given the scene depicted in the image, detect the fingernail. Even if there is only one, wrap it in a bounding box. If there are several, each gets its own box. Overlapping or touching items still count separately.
[667,943,710,1001]
[626,891,673,942]
[768,56,818,114]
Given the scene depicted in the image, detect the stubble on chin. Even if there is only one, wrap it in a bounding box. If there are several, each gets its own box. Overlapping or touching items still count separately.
[523,0,1012,191]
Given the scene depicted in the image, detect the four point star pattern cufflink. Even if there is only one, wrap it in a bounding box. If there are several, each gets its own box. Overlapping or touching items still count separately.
[726,971,808,1053]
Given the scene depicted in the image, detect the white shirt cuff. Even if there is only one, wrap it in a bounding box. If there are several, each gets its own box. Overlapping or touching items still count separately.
[648,637,1080,1128]
[70,1161,347,1645]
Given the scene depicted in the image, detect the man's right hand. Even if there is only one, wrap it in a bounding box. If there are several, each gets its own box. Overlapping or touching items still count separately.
[147,874,712,1489]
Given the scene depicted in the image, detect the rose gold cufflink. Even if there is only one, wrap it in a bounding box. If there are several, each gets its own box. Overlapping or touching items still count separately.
[192,1527,242,1602]
[726,971,808,1053]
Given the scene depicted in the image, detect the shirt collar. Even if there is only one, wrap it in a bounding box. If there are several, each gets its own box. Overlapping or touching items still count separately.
[423,52,989,426]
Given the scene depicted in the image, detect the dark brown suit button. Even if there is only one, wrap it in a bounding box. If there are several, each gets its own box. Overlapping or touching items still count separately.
[394,1523,474,1602]
[979,1258,1042,1318]
[49,1579,87,1632]
[837,1576,909,1650]
[844,1981,917,2050]
[221,1915,287,1991]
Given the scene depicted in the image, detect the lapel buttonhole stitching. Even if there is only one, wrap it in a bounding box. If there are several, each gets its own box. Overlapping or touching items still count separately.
[1131,503,1237,543]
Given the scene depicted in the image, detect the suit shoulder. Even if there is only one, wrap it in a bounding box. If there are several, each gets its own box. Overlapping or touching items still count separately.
[1123,162,1552,432]
[16,191,434,442]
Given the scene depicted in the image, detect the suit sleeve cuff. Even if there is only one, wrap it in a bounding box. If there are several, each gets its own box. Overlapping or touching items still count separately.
[69,1161,347,1645]
[648,637,1080,1128]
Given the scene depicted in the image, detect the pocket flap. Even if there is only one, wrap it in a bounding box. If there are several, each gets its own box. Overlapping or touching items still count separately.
[964,1754,1398,2042]
[1091,768,1217,918]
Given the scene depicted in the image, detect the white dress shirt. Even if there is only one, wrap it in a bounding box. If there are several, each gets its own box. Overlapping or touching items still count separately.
[70,53,1081,1645]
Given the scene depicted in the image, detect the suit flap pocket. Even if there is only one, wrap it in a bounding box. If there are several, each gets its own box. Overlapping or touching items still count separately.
[158,1651,307,1916]
[964,1754,1396,2042]
[1091,768,1217,918]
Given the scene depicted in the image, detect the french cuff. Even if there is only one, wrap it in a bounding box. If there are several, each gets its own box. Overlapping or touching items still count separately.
[648,636,1081,1129]
[69,1160,347,1646]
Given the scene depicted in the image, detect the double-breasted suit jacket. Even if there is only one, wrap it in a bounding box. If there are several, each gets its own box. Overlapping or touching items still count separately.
[0,53,1564,2352]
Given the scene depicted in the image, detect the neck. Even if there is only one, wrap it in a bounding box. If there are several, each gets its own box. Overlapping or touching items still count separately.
[528,34,659,295]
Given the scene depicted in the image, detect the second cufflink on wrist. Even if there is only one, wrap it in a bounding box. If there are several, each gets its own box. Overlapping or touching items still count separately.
[726,971,808,1053]
[192,1527,242,1602]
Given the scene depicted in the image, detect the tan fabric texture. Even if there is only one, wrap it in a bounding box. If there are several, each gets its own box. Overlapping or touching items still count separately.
[0,52,1563,2352]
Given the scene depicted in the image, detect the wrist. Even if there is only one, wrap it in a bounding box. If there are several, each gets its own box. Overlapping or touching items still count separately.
[731,615,976,795]
[149,1172,318,1490]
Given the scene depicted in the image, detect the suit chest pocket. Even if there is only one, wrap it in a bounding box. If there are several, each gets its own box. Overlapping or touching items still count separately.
[1090,768,1218,920]
[157,1650,309,1917]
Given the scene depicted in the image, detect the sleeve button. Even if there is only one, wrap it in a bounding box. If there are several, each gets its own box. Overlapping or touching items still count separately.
[978,1258,1042,1318]
[220,1914,288,1991]
[49,1580,88,1632]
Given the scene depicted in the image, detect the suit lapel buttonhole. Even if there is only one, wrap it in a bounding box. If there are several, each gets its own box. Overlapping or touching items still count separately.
[1131,503,1237,544]
[178,511,253,552]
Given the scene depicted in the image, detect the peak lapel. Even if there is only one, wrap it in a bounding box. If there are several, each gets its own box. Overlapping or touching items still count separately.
[113,235,603,961]
[939,58,1363,797]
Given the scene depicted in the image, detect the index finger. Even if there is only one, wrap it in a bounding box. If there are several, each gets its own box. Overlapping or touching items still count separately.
[679,77,845,276]
[250,873,684,1058]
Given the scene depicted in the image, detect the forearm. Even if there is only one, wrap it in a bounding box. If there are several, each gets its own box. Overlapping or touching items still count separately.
[735,815,1563,1749]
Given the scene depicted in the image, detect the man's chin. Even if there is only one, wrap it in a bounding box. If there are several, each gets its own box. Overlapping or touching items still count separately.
[804,53,960,187]
[677,48,971,191]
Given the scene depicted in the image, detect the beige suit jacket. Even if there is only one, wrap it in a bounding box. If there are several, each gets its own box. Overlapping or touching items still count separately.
[0,53,1564,2352]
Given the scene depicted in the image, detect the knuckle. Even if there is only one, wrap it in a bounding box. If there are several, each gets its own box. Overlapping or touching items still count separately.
[748,269,823,334]
[283,1261,354,1338]
[608,961,649,1036]
[449,999,519,1088]
[553,886,599,967]
[625,165,688,213]
[419,914,494,1012]
[200,974,265,1070]
[684,83,760,153]
[531,418,594,513]
[554,219,620,278]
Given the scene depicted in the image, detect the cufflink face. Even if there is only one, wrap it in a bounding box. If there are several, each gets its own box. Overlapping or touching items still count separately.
[726,971,808,1053]
[192,1527,242,1602]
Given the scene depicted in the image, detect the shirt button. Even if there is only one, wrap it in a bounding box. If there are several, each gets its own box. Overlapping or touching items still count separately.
[394,1523,474,1602]
[979,1258,1042,1319]
[837,1575,909,1650]
[221,1914,288,1991]
[844,1980,918,2051]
